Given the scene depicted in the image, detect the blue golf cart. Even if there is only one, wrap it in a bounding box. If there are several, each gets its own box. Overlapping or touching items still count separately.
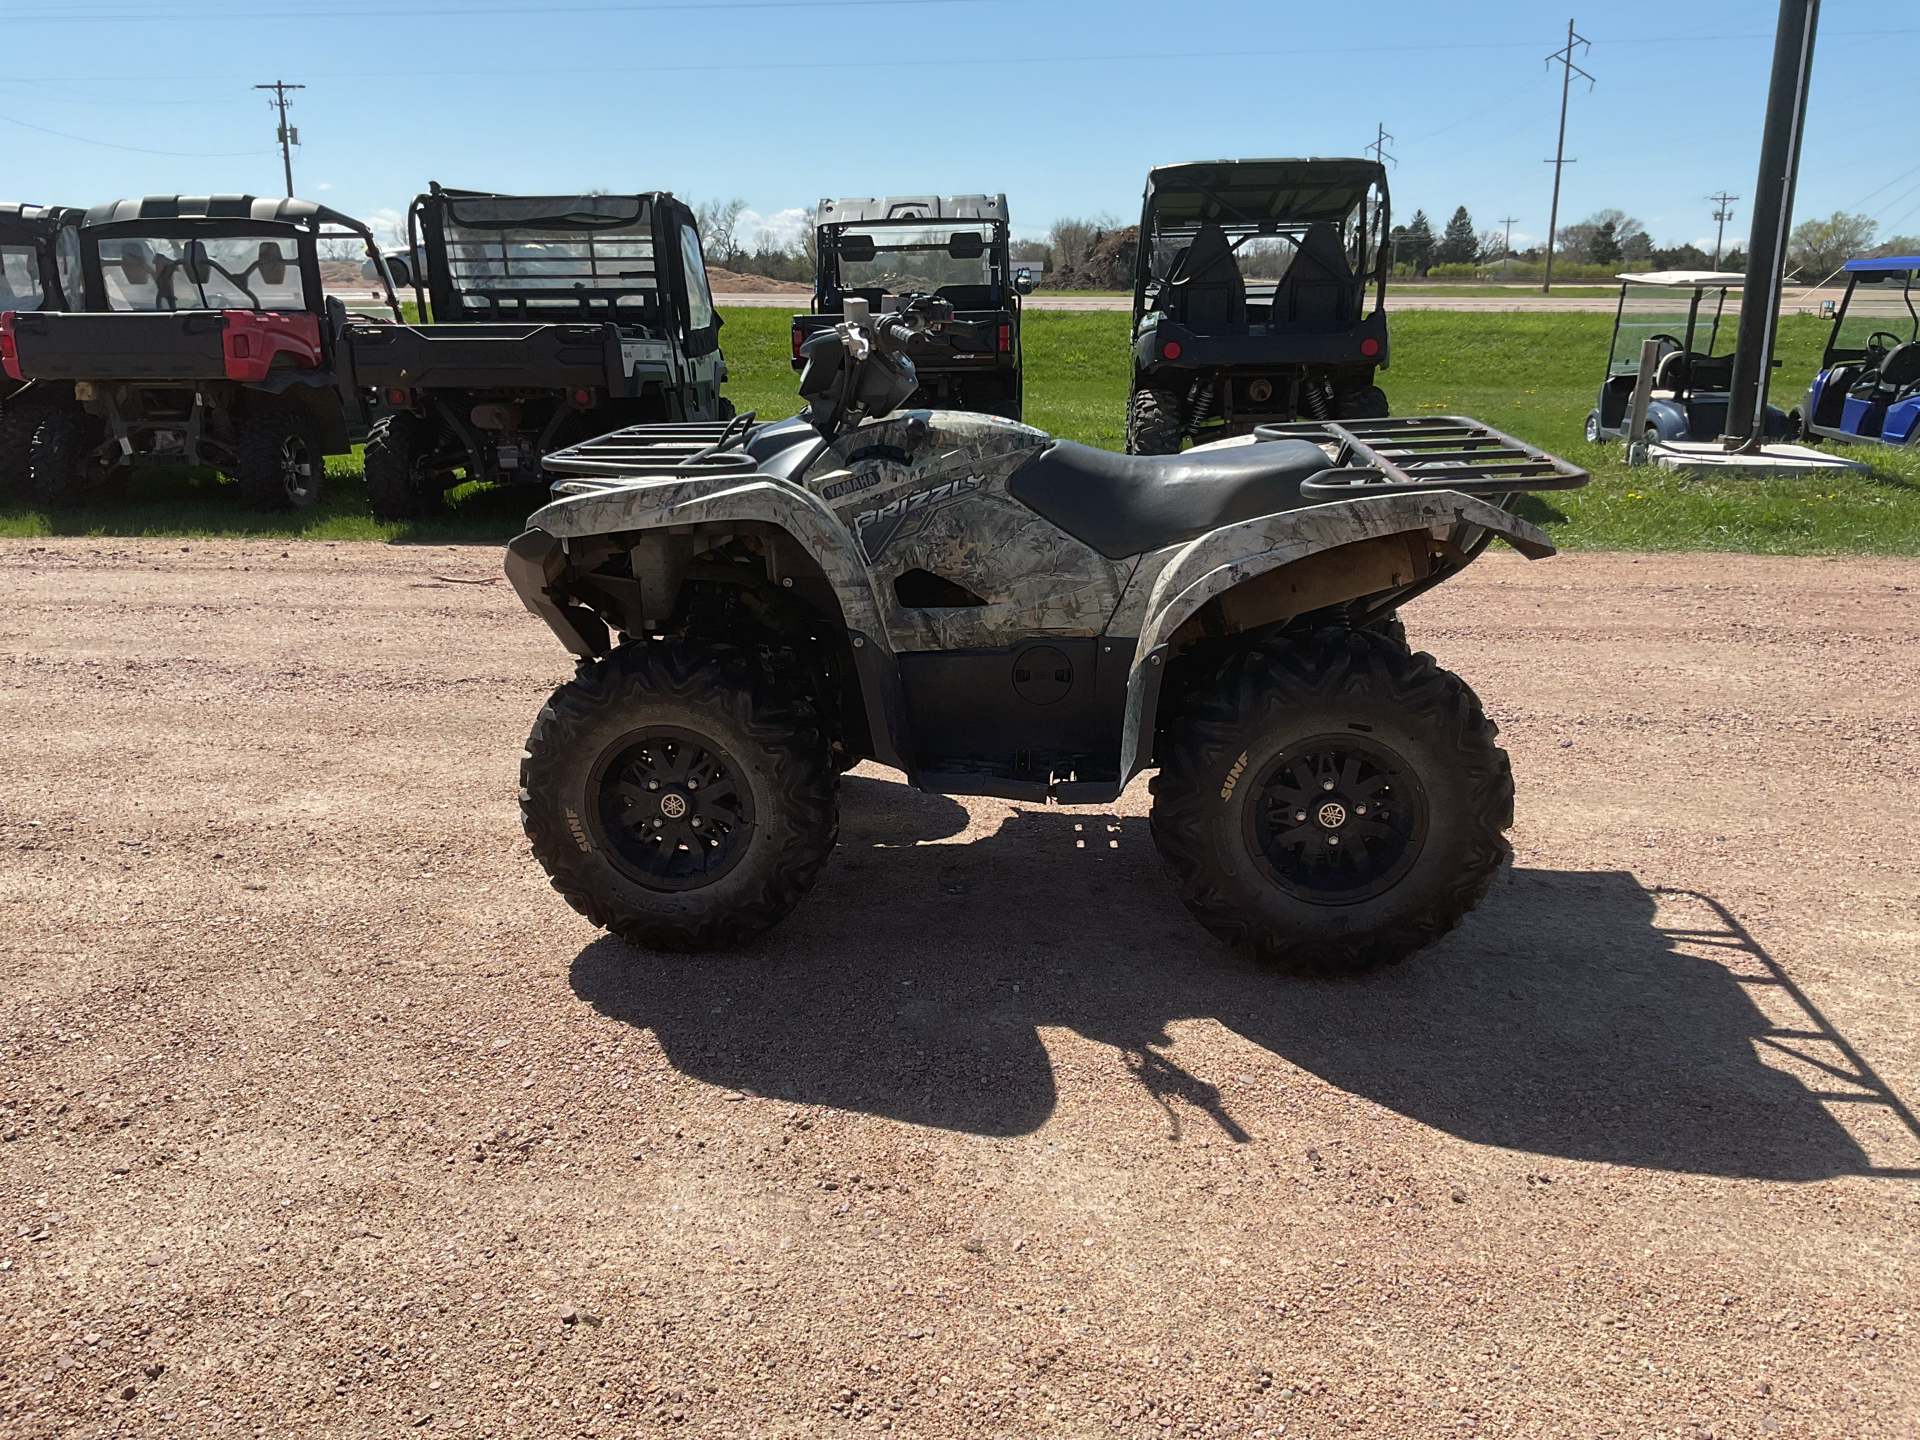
[1791,255,1920,447]
[1583,271,1788,444]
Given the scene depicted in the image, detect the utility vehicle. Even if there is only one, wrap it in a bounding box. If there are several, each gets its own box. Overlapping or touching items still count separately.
[0,202,84,493]
[341,186,731,519]
[505,293,1587,972]
[1126,159,1392,455]
[791,195,1028,419]
[1790,255,1920,446]
[0,195,401,508]
[1581,271,1789,444]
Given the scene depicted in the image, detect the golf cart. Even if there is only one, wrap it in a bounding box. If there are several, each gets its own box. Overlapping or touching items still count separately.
[1791,255,1920,446]
[1582,271,1789,444]
[0,202,84,493]
[504,291,1588,973]
[340,186,732,519]
[1,194,403,508]
[1126,159,1392,454]
[791,195,1027,419]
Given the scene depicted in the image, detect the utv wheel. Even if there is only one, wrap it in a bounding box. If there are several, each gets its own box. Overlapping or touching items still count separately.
[364,412,445,520]
[1149,628,1512,973]
[28,410,119,507]
[0,404,55,499]
[520,640,839,952]
[1126,386,1184,455]
[1582,411,1602,443]
[1335,384,1390,420]
[236,412,323,510]
[1363,610,1408,649]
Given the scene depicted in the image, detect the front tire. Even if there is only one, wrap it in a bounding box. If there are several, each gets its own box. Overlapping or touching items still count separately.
[1582,410,1602,443]
[236,411,323,510]
[364,412,446,520]
[0,403,56,498]
[1126,386,1184,455]
[520,641,839,952]
[1149,629,1512,973]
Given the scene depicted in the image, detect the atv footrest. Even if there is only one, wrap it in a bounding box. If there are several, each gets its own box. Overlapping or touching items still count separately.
[1257,416,1590,497]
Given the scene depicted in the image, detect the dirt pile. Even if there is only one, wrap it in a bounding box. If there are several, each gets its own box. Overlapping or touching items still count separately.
[707,267,810,294]
[1043,224,1138,290]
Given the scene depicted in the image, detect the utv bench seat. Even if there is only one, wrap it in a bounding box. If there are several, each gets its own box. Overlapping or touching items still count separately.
[1009,437,1329,559]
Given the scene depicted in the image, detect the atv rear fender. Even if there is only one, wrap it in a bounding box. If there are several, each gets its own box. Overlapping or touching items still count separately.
[1105,491,1554,794]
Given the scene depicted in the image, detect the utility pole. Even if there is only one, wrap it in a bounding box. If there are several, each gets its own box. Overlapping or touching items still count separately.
[1726,0,1819,447]
[1541,18,1594,294]
[1707,191,1740,268]
[254,81,305,198]
[1366,122,1397,168]
[1497,214,1519,280]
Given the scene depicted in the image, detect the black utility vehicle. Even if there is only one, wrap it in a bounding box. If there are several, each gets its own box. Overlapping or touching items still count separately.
[791,195,1028,419]
[506,292,1588,973]
[2,195,400,508]
[341,186,730,520]
[0,202,84,492]
[1127,159,1392,454]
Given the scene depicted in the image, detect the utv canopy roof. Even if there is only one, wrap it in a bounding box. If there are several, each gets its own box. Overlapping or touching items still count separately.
[83,195,375,236]
[1616,271,1748,288]
[0,202,83,230]
[1143,159,1387,228]
[817,195,1008,226]
[427,188,657,229]
[1843,254,1920,271]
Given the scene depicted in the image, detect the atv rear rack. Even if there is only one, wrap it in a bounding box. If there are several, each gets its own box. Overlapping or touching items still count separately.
[1256,416,1590,498]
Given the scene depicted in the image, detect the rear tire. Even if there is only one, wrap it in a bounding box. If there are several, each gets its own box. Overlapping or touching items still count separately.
[1149,629,1512,973]
[520,640,839,952]
[1582,410,1602,443]
[1335,383,1390,420]
[28,410,118,507]
[0,404,55,499]
[1786,407,1809,443]
[1126,386,1183,455]
[364,412,443,520]
[236,412,323,510]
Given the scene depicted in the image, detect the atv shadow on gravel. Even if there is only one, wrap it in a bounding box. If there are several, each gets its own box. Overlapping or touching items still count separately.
[567,775,1908,1181]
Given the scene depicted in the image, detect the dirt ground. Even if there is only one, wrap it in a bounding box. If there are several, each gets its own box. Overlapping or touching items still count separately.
[2,540,1916,1440]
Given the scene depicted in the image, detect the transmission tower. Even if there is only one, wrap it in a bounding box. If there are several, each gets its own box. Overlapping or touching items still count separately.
[1541,19,1594,294]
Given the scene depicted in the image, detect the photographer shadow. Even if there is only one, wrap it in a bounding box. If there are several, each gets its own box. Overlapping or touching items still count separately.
[570,775,1908,1180]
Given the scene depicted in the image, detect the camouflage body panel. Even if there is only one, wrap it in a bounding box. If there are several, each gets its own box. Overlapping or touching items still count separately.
[798,411,1132,653]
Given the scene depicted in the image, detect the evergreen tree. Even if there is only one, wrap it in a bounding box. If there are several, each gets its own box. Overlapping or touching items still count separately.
[1587,219,1622,265]
[1400,209,1435,275]
[1436,206,1477,266]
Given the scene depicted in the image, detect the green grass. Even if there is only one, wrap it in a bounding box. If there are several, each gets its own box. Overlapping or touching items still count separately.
[4,306,1917,553]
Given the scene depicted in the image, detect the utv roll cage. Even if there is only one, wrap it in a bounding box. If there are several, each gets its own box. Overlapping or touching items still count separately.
[812,194,1015,313]
[0,203,85,313]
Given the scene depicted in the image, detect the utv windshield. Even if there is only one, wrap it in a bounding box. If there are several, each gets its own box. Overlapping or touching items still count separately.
[439,195,657,318]
[0,245,43,309]
[1832,269,1918,351]
[832,224,995,293]
[97,233,307,312]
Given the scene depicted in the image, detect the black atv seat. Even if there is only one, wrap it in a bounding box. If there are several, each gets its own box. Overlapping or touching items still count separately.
[1008,439,1331,559]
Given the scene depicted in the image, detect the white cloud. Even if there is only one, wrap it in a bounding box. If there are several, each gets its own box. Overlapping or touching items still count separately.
[364,207,407,250]
[738,206,813,248]
[316,181,333,191]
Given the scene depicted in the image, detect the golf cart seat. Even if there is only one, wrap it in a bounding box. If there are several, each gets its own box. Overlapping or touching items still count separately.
[1877,341,1920,393]
[1169,224,1247,335]
[1010,437,1329,559]
[1269,223,1356,333]
[1653,350,1692,392]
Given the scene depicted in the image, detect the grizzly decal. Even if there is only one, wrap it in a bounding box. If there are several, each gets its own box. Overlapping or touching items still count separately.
[854,474,984,559]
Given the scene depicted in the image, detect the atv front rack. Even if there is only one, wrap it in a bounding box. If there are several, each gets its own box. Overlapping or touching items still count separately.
[541,418,764,492]
[1256,416,1590,498]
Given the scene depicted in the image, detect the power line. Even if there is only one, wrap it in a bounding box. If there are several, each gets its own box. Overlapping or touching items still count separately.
[255,80,304,198]
[1707,191,1739,267]
[0,108,275,157]
[1541,16,1595,294]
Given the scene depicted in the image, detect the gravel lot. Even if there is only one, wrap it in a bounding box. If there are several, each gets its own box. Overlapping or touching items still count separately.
[2,539,1916,1439]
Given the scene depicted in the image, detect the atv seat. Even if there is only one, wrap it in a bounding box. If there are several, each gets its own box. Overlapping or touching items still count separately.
[1009,438,1330,559]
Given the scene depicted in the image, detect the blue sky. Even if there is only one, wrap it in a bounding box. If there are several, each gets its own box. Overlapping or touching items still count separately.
[3,0,1917,254]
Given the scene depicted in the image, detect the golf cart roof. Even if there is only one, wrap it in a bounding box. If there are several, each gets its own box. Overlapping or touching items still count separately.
[817,196,1008,226]
[83,195,374,236]
[1843,254,1920,271]
[1143,158,1387,227]
[1616,270,1747,288]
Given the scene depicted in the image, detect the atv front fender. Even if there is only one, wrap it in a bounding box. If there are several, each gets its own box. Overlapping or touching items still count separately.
[1108,491,1554,791]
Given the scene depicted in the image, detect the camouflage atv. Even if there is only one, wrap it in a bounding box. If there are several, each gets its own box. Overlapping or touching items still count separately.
[505,294,1587,971]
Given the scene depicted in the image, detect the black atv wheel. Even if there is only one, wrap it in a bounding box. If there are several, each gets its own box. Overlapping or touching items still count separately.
[1126,386,1184,455]
[1150,628,1512,973]
[1336,384,1390,420]
[28,410,119,507]
[236,412,323,510]
[364,412,446,521]
[0,404,55,499]
[520,640,838,952]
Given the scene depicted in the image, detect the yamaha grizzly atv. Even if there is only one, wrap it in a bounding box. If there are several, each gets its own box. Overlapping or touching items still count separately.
[505,295,1587,971]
